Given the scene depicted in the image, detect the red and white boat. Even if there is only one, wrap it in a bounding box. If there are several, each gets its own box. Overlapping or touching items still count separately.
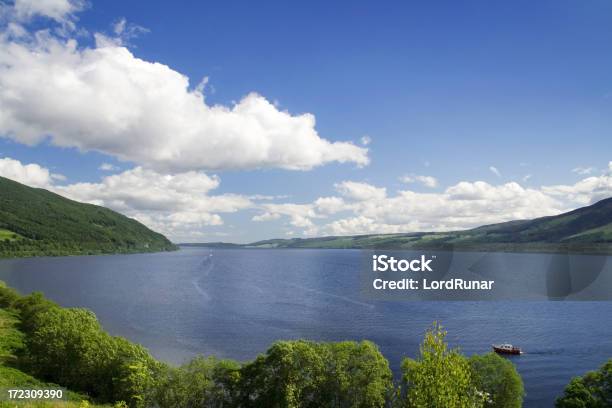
[492,343,522,355]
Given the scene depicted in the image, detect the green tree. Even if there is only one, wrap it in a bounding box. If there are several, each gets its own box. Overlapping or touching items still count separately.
[556,359,612,408]
[114,360,154,408]
[321,341,393,408]
[12,291,56,335]
[469,353,524,408]
[108,337,161,407]
[22,307,113,394]
[239,340,327,408]
[401,322,483,408]
[0,281,20,308]
[239,340,393,408]
[154,355,240,408]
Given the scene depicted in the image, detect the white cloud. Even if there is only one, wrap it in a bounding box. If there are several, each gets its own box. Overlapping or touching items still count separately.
[489,166,501,177]
[4,156,612,241]
[54,167,253,239]
[0,14,369,172]
[522,174,532,182]
[252,203,316,229]
[0,156,63,187]
[360,135,371,146]
[256,179,577,236]
[335,181,386,201]
[400,174,438,188]
[0,159,251,241]
[98,162,119,171]
[572,166,595,175]
[314,196,347,214]
[12,0,85,23]
[542,174,612,206]
[325,216,411,236]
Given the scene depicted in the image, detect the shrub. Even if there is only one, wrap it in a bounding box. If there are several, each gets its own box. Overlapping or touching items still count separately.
[469,353,524,408]
[400,322,484,408]
[556,359,612,407]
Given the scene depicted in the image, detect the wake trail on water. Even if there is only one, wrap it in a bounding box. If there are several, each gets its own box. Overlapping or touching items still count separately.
[192,252,214,301]
[522,349,565,356]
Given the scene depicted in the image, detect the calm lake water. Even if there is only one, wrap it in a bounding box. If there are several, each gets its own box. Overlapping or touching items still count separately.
[0,247,611,407]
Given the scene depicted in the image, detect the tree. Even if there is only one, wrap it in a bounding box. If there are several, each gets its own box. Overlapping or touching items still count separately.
[239,340,393,408]
[154,356,240,408]
[401,322,483,408]
[321,341,393,408]
[0,281,20,308]
[22,307,113,394]
[239,340,327,408]
[556,359,612,408]
[469,353,524,408]
[108,337,161,407]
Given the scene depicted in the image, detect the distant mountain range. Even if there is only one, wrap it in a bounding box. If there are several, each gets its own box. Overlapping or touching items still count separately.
[188,197,612,254]
[0,176,176,258]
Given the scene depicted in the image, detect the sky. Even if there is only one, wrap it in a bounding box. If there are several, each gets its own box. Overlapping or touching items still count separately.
[0,0,611,243]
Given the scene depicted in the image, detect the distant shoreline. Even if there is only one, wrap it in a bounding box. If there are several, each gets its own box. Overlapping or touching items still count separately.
[179,242,612,256]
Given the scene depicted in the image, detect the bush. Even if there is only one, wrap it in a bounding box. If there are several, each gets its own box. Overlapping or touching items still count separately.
[556,359,612,407]
[400,322,483,408]
[0,281,20,308]
[239,340,393,408]
[469,353,524,407]
[154,356,240,408]
[15,303,159,407]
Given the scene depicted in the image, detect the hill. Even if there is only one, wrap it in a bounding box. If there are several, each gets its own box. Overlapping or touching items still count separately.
[192,197,612,254]
[0,176,177,258]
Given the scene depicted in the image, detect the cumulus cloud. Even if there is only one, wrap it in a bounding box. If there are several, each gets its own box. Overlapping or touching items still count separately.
[335,181,386,201]
[400,174,438,188]
[0,157,253,241]
[252,203,317,229]
[325,216,411,236]
[0,156,63,187]
[314,196,347,214]
[251,180,567,236]
[542,176,612,206]
[11,0,85,24]
[54,167,252,239]
[4,155,612,240]
[254,171,612,236]
[0,9,369,172]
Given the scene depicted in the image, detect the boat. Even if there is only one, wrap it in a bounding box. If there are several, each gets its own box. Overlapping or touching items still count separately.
[492,343,522,355]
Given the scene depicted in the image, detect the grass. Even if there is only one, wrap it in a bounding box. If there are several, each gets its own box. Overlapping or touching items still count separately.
[0,229,21,242]
[0,309,23,365]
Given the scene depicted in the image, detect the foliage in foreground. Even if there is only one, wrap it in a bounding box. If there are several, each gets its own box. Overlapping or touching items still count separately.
[1,281,528,407]
[556,359,612,408]
[401,322,483,407]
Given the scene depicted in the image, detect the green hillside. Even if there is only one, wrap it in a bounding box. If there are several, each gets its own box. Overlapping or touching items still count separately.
[0,176,177,258]
[195,197,612,254]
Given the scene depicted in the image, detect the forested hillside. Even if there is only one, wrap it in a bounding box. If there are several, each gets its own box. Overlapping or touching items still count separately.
[0,176,176,258]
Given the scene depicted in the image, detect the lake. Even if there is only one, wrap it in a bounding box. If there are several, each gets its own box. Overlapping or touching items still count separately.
[0,247,611,406]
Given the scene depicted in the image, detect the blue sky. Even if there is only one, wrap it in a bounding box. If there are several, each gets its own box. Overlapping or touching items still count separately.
[0,0,611,242]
